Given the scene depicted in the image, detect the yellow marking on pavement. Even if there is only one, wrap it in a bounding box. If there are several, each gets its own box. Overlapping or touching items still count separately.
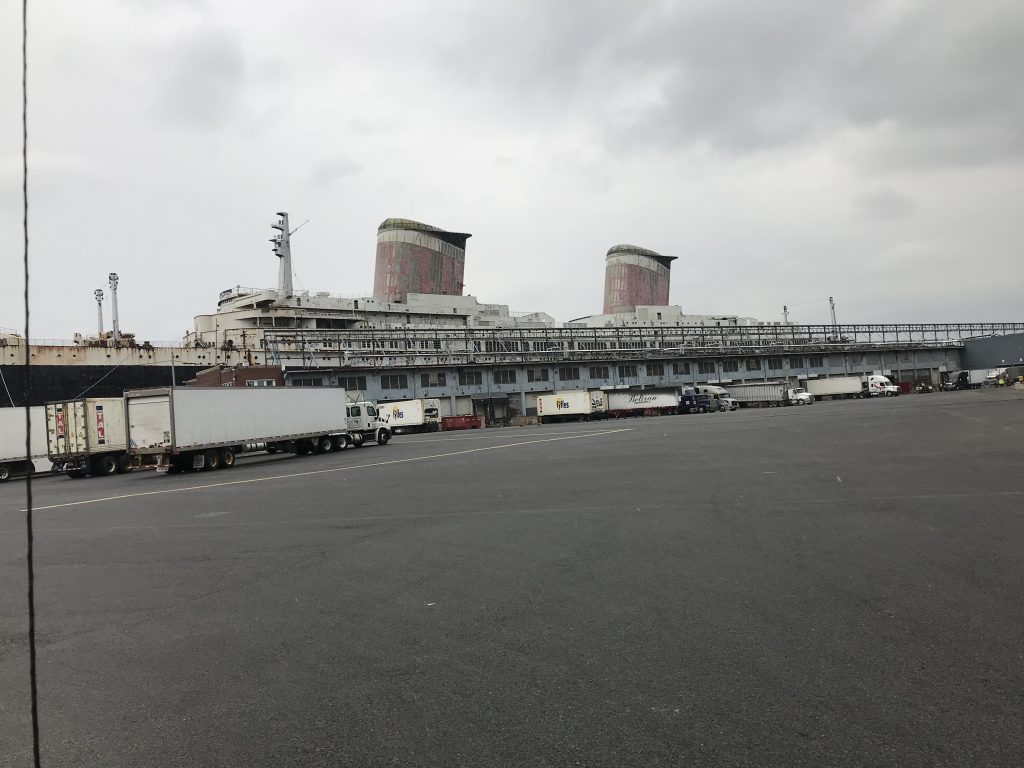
[27,428,633,512]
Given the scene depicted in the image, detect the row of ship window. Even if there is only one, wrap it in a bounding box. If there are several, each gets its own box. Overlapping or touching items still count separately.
[291,356,827,390]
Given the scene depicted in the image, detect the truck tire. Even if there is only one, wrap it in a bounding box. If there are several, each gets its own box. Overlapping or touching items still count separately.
[315,436,333,454]
[377,429,391,445]
[92,455,118,476]
[202,449,221,471]
[0,464,10,482]
[220,448,236,468]
[116,454,132,474]
[331,435,348,451]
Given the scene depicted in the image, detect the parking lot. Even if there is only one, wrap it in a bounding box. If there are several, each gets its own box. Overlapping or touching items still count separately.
[2,389,1023,766]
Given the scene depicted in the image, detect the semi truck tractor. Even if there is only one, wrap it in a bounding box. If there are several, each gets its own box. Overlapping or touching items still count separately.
[381,398,441,433]
[125,387,390,473]
[862,374,900,397]
[729,383,814,407]
[536,390,608,423]
[46,397,131,478]
[803,377,864,400]
[606,389,679,418]
[0,406,52,482]
[344,400,393,446]
[695,385,739,411]
[680,388,714,414]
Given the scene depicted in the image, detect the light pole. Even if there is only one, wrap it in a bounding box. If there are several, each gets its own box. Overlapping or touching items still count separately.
[94,289,104,336]
[108,272,120,343]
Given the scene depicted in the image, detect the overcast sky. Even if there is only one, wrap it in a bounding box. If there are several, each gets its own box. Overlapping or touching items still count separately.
[2,0,1022,340]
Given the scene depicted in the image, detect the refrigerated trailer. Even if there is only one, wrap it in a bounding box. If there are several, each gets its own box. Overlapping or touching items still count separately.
[729,383,814,407]
[125,387,386,473]
[381,398,440,433]
[536,390,608,423]
[46,397,130,478]
[606,389,679,418]
[0,406,52,482]
[802,377,863,400]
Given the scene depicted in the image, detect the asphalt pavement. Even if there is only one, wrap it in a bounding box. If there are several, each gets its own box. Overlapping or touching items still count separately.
[2,389,1023,766]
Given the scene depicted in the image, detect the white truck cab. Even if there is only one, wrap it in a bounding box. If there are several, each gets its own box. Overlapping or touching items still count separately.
[864,375,900,397]
[345,401,392,447]
[787,387,815,405]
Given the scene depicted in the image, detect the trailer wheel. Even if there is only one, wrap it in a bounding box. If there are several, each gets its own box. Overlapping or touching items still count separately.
[202,449,221,471]
[92,455,118,476]
[377,429,391,445]
[220,448,236,468]
[116,455,132,474]
[315,436,333,454]
[67,469,87,479]
[0,464,10,483]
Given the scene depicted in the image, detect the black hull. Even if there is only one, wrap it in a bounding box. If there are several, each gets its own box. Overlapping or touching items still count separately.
[0,364,206,407]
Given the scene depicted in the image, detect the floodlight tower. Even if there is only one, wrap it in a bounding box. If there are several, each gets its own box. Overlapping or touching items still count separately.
[108,272,120,343]
[94,289,104,336]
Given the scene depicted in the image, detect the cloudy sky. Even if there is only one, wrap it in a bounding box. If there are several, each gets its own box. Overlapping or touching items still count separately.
[1,0,1022,340]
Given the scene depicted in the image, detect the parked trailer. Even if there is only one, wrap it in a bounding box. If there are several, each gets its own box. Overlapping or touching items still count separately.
[381,398,440,433]
[606,389,679,418]
[126,387,383,473]
[0,406,52,482]
[729,383,814,407]
[803,377,863,400]
[46,397,131,478]
[536,390,608,424]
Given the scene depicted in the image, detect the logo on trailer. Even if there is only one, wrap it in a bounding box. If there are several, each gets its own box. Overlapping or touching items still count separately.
[391,407,405,420]
[95,405,106,445]
[626,394,657,405]
[555,398,570,410]
[55,405,66,440]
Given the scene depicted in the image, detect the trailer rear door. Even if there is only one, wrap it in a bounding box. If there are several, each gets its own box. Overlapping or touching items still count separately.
[46,400,88,458]
[127,394,173,451]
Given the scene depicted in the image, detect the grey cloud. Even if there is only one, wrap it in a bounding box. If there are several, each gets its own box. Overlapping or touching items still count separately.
[309,157,362,187]
[856,187,915,221]
[431,1,1024,167]
[152,27,247,128]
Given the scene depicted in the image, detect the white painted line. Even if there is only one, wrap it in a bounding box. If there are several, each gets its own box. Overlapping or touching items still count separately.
[27,428,634,513]
[400,427,620,443]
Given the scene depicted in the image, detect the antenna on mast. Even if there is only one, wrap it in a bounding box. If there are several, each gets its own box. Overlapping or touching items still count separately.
[270,212,293,300]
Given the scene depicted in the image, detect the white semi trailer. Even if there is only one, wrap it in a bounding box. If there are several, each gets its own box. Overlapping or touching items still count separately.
[606,389,679,417]
[126,387,390,473]
[536,390,608,423]
[0,406,52,482]
[729,383,814,407]
[803,377,864,400]
[381,398,440,433]
[46,397,131,478]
